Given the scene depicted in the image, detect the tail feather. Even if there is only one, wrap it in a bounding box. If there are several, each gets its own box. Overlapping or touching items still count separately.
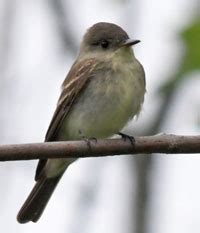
[17,174,63,223]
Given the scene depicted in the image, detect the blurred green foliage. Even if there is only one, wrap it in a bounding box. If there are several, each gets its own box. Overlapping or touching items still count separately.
[181,16,200,74]
[161,15,200,94]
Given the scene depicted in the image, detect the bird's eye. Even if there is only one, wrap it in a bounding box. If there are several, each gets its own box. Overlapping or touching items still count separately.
[100,40,109,49]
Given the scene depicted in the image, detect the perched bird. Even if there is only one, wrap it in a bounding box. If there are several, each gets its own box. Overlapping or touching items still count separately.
[17,22,146,223]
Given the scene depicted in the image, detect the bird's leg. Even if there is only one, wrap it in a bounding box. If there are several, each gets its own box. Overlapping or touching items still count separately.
[79,130,97,150]
[118,132,135,146]
[83,137,97,152]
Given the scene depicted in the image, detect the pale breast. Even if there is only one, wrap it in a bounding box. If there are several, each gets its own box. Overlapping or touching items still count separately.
[58,58,145,140]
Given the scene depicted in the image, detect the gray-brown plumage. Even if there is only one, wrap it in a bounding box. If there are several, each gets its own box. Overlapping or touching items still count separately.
[17,22,145,223]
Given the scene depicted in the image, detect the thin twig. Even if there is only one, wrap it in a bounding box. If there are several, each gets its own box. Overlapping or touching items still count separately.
[0,134,199,161]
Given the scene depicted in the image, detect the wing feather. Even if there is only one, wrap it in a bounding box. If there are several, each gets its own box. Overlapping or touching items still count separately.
[35,58,96,180]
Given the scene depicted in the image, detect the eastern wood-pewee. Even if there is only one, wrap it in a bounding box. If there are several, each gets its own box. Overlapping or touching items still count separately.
[17,22,146,223]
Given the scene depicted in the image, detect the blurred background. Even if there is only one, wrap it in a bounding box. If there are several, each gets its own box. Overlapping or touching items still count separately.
[0,0,200,232]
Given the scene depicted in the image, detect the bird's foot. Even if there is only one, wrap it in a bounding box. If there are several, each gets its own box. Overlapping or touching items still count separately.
[118,132,135,146]
[82,137,97,150]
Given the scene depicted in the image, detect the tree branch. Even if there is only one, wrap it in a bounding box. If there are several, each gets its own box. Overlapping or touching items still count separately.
[0,134,199,161]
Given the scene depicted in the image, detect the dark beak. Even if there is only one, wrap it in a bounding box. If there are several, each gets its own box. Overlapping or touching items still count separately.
[121,39,141,47]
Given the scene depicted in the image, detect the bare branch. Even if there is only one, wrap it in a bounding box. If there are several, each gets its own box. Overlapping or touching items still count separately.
[0,134,199,161]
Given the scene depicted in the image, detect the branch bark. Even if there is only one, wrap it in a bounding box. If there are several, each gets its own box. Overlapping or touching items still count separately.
[0,134,199,161]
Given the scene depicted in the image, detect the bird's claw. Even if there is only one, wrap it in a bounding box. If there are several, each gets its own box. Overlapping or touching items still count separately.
[83,137,97,150]
[118,132,135,146]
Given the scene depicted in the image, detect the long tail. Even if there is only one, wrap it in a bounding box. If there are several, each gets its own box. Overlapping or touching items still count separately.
[17,174,63,223]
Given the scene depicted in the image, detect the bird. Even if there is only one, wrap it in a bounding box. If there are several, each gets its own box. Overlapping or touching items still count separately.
[17,22,146,223]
